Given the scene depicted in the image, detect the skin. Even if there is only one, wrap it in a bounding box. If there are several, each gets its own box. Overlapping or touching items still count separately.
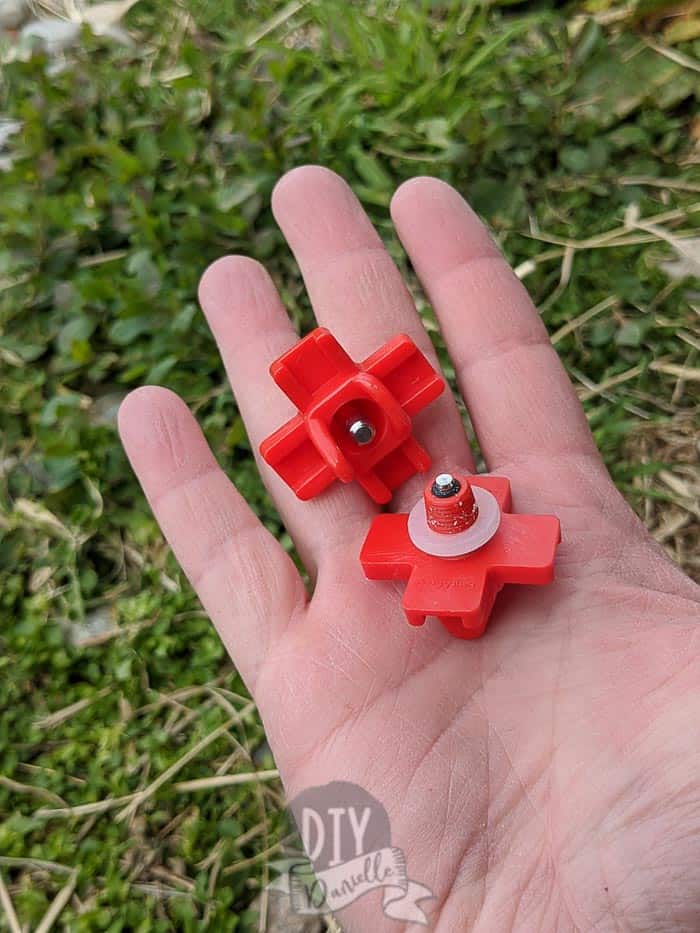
[118,168,700,932]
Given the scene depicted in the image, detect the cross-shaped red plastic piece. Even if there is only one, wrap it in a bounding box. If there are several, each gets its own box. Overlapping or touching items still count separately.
[260,328,444,503]
[360,476,561,639]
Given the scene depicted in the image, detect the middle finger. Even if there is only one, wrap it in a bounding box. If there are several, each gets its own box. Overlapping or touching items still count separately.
[271,166,476,510]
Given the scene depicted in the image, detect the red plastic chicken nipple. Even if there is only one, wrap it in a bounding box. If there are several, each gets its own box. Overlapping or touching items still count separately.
[260,328,444,503]
[360,471,561,639]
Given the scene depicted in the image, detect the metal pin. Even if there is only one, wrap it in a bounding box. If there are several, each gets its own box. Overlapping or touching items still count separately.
[348,419,375,446]
[431,473,461,498]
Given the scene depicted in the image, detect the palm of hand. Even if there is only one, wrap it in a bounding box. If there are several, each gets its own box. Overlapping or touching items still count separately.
[119,168,700,931]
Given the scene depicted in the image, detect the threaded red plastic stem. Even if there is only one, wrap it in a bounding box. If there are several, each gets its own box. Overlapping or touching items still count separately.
[424,474,478,534]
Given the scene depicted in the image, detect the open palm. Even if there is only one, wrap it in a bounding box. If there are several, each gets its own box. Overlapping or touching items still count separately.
[119,168,700,931]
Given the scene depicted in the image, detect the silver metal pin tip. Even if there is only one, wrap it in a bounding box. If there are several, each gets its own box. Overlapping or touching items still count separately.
[348,419,375,446]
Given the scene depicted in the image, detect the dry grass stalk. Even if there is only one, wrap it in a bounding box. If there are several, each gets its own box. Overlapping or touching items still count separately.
[551,296,619,345]
[173,769,280,793]
[149,865,195,893]
[35,793,137,820]
[35,870,78,933]
[0,776,66,806]
[34,687,111,730]
[577,363,645,401]
[0,872,21,933]
[620,176,700,193]
[625,413,699,579]
[222,841,283,877]
[116,717,241,823]
[0,857,74,876]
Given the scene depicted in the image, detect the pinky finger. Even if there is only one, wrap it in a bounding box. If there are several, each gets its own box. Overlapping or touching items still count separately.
[118,386,307,690]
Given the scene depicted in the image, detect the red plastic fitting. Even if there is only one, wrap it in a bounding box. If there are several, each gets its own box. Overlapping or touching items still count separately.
[360,474,561,639]
[260,328,444,503]
[425,473,478,534]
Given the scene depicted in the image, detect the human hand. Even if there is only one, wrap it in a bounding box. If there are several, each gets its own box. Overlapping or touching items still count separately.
[119,167,700,931]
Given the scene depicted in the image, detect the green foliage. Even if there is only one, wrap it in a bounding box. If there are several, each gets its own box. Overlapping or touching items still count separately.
[0,0,698,927]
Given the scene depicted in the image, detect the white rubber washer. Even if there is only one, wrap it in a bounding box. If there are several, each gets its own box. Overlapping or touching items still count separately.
[407,486,501,557]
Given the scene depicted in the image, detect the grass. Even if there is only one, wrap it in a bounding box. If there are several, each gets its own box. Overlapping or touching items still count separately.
[0,0,698,928]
